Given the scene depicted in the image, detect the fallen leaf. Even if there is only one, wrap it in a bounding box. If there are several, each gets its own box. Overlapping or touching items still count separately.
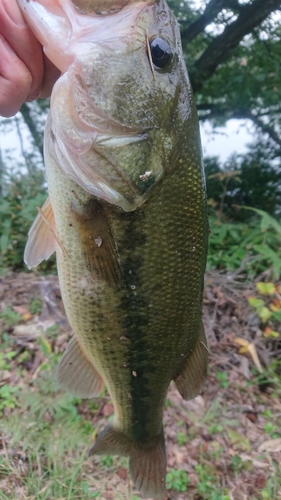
[234,337,263,373]
[13,324,42,339]
[245,412,257,423]
[263,327,279,338]
[226,428,251,452]
[102,403,114,417]
[22,313,32,322]
[255,473,266,489]
[13,305,30,315]
[0,370,11,383]
[258,438,281,453]
[256,282,275,295]
[117,468,127,480]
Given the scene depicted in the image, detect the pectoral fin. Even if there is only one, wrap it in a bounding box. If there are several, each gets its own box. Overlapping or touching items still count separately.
[57,336,104,398]
[71,198,122,289]
[24,197,56,269]
[174,321,208,400]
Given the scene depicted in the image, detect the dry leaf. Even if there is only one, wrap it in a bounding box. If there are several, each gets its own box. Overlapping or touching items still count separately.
[258,438,281,453]
[234,337,263,373]
[102,403,114,417]
[13,324,42,339]
[226,427,251,452]
[13,305,30,315]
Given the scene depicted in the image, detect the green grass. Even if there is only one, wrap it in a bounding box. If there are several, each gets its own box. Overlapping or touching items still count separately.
[1,301,281,499]
[0,337,140,500]
[166,468,190,492]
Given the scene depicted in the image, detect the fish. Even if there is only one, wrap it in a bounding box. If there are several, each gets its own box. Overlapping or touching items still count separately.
[18,0,209,497]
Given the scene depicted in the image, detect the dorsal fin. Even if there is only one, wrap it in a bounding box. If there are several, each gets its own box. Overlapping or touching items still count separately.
[24,197,56,269]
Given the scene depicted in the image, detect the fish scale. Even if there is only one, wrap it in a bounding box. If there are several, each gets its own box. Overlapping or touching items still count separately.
[20,0,208,497]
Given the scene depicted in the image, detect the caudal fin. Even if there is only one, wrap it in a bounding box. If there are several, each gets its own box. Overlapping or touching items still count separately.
[130,433,166,499]
[89,425,166,499]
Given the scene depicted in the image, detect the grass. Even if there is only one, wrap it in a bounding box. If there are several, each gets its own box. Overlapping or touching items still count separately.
[1,292,281,499]
[0,368,134,499]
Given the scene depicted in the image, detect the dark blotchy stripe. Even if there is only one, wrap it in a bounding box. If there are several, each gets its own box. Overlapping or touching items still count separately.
[118,209,155,442]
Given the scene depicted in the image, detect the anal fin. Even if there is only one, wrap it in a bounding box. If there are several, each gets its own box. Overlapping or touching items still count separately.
[57,336,104,398]
[24,197,56,269]
[89,425,166,499]
[174,320,208,400]
[89,424,131,456]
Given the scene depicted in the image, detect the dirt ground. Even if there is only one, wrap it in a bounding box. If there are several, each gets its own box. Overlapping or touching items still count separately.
[0,270,280,499]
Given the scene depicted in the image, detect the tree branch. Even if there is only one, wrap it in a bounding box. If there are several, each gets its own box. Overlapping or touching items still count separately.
[20,103,44,160]
[236,111,281,148]
[181,0,240,45]
[199,107,281,148]
[190,0,281,93]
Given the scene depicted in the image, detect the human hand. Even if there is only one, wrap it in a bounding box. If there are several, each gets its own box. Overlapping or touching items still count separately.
[0,0,60,117]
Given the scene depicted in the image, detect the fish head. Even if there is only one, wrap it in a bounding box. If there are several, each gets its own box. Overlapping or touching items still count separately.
[18,0,200,211]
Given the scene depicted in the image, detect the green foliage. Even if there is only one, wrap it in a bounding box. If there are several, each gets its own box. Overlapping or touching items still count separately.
[29,298,42,315]
[0,385,19,414]
[179,1,281,150]
[166,468,190,492]
[251,359,281,398]
[0,166,47,269]
[208,208,281,279]
[247,281,281,339]
[0,2,280,280]
[0,306,21,328]
[177,431,187,446]
[216,371,229,389]
[0,351,16,370]
[230,455,245,474]
[0,166,56,271]
[205,147,281,222]
[263,421,280,438]
[195,464,230,500]
[100,455,114,468]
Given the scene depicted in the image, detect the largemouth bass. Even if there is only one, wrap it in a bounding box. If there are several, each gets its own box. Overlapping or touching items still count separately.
[19,0,209,497]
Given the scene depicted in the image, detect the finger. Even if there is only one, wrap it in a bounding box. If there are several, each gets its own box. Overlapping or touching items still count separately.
[0,34,32,117]
[0,0,44,103]
[38,55,61,99]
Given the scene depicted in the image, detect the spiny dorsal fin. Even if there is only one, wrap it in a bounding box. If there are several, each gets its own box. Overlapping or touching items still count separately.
[89,425,166,499]
[57,336,104,398]
[174,320,208,400]
[24,197,56,269]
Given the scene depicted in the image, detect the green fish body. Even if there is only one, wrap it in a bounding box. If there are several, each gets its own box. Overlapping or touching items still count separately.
[20,0,208,497]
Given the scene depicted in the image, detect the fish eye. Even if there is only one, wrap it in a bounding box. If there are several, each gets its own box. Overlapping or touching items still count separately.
[149,37,172,69]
